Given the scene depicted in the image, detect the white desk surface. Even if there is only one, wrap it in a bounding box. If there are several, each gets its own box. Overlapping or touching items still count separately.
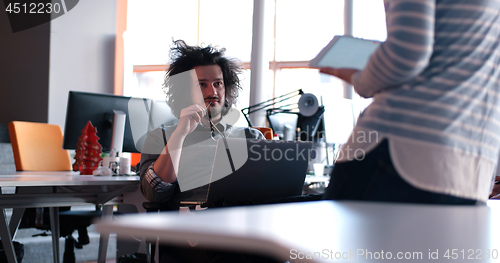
[96,200,500,262]
[0,171,139,187]
[0,171,140,208]
[0,171,140,263]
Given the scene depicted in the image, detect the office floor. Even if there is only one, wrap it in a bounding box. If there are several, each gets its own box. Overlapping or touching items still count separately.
[14,225,117,263]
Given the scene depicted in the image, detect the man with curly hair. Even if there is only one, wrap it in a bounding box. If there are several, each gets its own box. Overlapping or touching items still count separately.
[138,41,280,263]
[139,39,264,206]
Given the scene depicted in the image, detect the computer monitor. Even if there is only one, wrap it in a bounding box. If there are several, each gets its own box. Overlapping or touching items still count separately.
[297,106,325,141]
[267,106,325,141]
[267,111,298,140]
[127,95,178,152]
[322,98,356,144]
[63,91,177,153]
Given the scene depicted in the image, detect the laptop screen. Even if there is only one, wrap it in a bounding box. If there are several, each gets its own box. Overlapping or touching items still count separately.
[203,138,313,205]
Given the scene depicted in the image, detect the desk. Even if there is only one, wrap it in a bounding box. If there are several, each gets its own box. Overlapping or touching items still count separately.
[96,200,500,262]
[0,171,139,263]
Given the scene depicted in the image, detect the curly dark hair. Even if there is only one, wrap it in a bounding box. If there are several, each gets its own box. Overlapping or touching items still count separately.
[163,40,243,118]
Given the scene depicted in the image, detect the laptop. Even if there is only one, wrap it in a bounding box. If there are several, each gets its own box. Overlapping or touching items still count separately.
[180,138,313,206]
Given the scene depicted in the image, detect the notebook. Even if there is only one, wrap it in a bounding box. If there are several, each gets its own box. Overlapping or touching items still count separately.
[180,139,313,206]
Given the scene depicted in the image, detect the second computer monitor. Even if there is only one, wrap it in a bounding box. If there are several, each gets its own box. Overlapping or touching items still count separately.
[63,91,177,153]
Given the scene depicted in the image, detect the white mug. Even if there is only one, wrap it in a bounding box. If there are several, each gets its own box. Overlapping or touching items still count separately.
[119,157,131,175]
[102,157,120,174]
[313,163,325,177]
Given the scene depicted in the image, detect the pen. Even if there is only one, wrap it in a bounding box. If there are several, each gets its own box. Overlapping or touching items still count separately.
[206,102,224,138]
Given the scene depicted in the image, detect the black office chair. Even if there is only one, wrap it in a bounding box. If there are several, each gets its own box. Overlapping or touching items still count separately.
[142,201,178,263]
[18,207,102,263]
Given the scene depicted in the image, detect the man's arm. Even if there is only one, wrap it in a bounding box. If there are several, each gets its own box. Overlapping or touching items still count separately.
[153,104,206,183]
[153,130,185,183]
[139,130,177,203]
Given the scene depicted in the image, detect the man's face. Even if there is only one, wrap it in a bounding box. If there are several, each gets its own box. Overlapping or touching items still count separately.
[191,64,226,120]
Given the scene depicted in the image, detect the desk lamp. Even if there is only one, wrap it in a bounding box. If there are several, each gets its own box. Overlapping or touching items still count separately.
[241,89,329,170]
[241,89,321,126]
[241,89,324,140]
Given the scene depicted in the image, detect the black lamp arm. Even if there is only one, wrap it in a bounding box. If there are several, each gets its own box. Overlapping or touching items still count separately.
[240,89,304,127]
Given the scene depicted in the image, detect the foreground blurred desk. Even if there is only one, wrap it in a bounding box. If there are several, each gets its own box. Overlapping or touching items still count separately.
[0,171,139,263]
[96,200,500,262]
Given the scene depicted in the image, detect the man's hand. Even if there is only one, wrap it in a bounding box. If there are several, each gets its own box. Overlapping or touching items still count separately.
[490,176,500,199]
[319,67,360,85]
[175,104,207,138]
[155,104,207,184]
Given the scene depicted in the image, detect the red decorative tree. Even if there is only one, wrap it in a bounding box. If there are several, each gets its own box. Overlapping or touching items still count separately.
[73,121,103,175]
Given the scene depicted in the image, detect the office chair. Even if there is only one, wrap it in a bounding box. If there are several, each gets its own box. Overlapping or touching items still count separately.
[8,121,102,263]
[141,202,176,263]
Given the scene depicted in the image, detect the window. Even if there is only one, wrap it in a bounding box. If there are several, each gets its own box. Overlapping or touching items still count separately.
[124,0,386,134]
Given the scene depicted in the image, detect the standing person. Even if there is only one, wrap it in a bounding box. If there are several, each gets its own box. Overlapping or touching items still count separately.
[319,0,500,204]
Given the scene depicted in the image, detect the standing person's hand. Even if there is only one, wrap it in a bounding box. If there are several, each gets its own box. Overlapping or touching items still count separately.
[319,67,360,85]
[490,176,500,199]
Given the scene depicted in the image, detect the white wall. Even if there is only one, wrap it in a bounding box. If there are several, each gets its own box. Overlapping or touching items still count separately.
[48,0,117,130]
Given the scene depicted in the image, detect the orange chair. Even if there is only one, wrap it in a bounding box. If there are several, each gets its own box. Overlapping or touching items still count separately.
[8,121,71,171]
[252,127,273,140]
[131,152,141,171]
[8,121,101,263]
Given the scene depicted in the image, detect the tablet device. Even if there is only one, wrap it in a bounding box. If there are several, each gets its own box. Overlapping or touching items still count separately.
[309,35,381,70]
